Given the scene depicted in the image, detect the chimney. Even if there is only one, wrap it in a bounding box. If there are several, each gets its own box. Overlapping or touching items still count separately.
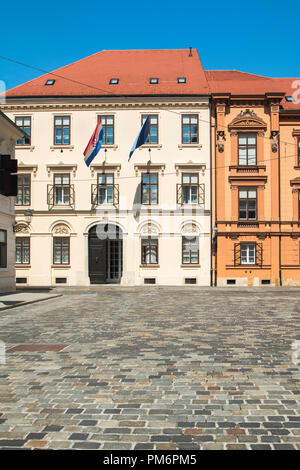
[189,47,193,57]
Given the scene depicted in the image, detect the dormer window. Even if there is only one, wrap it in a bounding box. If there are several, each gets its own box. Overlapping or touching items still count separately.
[109,78,119,85]
[285,96,294,102]
[177,77,186,84]
[45,79,55,85]
[150,78,159,84]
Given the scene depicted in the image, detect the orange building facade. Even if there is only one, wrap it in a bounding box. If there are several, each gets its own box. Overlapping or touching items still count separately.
[207,71,300,286]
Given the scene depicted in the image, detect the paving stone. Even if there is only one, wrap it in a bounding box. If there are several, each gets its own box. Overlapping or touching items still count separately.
[68,433,89,440]
[42,425,63,432]
[72,442,101,449]
[0,288,299,450]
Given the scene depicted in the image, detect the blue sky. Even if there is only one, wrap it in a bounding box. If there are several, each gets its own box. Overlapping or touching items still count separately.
[1,0,299,91]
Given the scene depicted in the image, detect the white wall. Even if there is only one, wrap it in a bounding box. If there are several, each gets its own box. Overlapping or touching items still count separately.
[5,97,211,286]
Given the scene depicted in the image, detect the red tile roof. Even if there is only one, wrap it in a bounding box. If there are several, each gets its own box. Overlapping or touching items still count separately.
[205,70,300,110]
[6,49,210,97]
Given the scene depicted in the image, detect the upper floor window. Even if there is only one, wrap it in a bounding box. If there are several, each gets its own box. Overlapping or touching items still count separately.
[15,117,31,145]
[239,188,257,220]
[54,116,70,145]
[298,138,300,166]
[141,237,158,265]
[0,230,7,268]
[99,116,114,144]
[16,174,30,206]
[238,133,257,166]
[53,237,70,265]
[182,236,199,264]
[182,173,199,204]
[142,115,158,144]
[53,174,70,205]
[141,173,158,205]
[97,173,114,204]
[182,115,198,144]
[16,237,30,264]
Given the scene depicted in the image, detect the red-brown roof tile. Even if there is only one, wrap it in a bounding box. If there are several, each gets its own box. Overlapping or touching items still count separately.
[205,70,300,110]
[6,49,210,98]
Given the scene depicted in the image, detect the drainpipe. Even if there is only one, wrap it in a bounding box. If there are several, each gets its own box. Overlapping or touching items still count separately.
[278,131,282,286]
[213,105,217,287]
[209,98,213,287]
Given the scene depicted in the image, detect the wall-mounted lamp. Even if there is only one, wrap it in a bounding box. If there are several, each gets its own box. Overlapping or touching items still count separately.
[24,209,33,225]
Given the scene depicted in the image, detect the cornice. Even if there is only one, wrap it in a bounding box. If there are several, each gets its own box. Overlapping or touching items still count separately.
[1,101,209,112]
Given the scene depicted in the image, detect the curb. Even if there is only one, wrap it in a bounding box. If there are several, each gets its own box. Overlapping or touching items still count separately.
[0,294,63,312]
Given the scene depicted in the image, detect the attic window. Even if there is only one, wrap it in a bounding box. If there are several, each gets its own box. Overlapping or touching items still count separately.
[177,77,186,84]
[45,79,55,86]
[109,78,119,85]
[285,96,294,102]
[150,78,159,84]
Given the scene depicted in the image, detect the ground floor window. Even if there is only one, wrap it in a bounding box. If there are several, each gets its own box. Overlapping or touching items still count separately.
[141,237,158,264]
[241,243,256,265]
[53,237,70,264]
[16,237,30,264]
[0,229,7,268]
[182,236,199,264]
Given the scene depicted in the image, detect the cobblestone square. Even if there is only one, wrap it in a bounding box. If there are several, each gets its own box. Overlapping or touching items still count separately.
[0,287,299,450]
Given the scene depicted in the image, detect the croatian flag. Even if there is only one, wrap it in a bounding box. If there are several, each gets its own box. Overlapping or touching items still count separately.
[84,119,104,167]
[128,116,150,161]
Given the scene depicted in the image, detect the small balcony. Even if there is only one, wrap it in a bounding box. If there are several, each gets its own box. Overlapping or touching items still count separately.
[176,183,205,206]
[91,184,119,208]
[47,184,75,210]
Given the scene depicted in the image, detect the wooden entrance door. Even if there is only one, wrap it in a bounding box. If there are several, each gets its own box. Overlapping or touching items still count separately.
[88,227,107,284]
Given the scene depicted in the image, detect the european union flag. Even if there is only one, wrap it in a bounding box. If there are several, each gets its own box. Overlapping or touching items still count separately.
[128,116,150,161]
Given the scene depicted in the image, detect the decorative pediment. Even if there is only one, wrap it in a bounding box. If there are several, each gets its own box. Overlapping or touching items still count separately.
[52,224,70,235]
[138,221,160,235]
[14,223,30,234]
[181,222,200,236]
[228,109,267,131]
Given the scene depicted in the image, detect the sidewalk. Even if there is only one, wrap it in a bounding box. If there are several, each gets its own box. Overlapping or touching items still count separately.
[0,291,62,311]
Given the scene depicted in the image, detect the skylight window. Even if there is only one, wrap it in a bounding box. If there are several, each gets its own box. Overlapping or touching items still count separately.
[150,78,159,84]
[177,77,186,84]
[45,79,55,86]
[109,78,119,85]
[285,96,294,102]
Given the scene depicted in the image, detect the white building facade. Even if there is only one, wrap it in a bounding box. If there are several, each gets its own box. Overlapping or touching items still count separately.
[0,111,24,292]
[3,49,212,287]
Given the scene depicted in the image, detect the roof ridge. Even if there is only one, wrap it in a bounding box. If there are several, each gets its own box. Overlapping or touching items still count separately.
[205,69,271,78]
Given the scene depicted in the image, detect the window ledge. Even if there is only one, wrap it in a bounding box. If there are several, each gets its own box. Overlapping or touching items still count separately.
[181,264,201,268]
[139,144,162,150]
[51,265,71,269]
[140,264,160,268]
[50,145,74,151]
[15,265,31,268]
[15,145,35,151]
[102,144,118,150]
[178,203,205,207]
[225,265,270,269]
[178,144,202,150]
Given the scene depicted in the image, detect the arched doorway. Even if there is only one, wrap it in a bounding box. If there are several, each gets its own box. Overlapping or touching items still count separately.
[88,224,123,284]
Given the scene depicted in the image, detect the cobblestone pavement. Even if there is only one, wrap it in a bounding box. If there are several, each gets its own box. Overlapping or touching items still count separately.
[0,287,299,450]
